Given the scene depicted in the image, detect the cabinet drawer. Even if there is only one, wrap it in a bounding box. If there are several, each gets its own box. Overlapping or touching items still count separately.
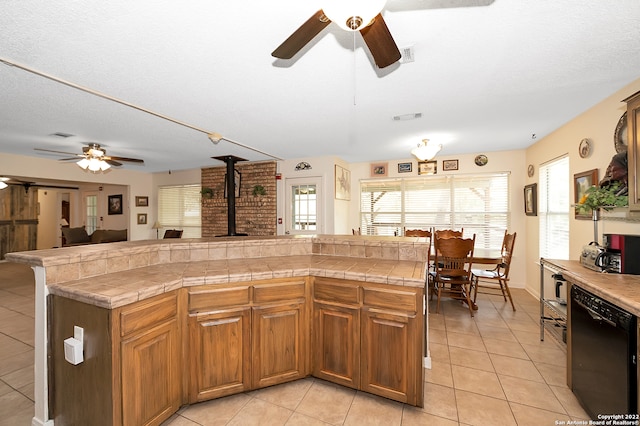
[253,279,306,304]
[313,278,359,305]
[120,292,177,337]
[362,287,417,313]
[189,286,250,313]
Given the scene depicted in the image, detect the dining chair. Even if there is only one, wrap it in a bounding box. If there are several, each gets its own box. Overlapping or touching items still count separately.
[471,231,517,311]
[163,229,183,239]
[404,228,431,237]
[352,227,361,235]
[430,234,476,317]
[434,228,463,239]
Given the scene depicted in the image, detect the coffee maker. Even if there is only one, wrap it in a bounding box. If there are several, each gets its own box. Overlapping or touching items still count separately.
[601,234,640,274]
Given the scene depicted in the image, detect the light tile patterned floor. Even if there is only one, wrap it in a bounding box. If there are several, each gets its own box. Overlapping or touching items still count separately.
[0,261,590,425]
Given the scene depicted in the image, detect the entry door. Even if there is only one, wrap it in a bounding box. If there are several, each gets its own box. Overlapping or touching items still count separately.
[285,178,322,235]
[84,192,99,234]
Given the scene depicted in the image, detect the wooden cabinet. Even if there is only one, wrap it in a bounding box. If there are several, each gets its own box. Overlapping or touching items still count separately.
[188,286,251,402]
[119,292,181,426]
[312,277,424,407]
[187,278,309,403]
[313,280,360,389]
[625,90,640,212]
[50,291,181,426]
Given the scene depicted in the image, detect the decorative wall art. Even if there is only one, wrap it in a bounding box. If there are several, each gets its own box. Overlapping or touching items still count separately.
[135,196,148,207]
[524,183,537,216]
[370,162,388,177]
[442,159,459,171]
[335,164,351,200]
[574,169,599,219]
[398,162,412,173]
[418,161,437,175]
[108,194,123,215]
[137,213,147,225]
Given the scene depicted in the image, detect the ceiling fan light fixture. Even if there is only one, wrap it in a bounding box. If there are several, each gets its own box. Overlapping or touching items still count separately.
[77,157,110,172]
[0,181,7,190]
[411,139,442,161]
[322,0,386,31]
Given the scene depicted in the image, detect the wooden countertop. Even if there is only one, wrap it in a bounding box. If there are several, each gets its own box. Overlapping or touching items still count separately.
[541,258,640,316]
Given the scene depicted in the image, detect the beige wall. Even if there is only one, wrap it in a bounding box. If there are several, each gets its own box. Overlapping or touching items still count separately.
[524,77,640,297]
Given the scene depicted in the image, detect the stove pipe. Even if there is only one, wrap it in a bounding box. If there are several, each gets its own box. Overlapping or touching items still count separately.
[213,155,247,236]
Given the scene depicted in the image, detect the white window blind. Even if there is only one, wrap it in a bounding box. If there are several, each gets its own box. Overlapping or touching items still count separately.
[360,173,510,249]
[539,156,570,259]
[158,184,202,238]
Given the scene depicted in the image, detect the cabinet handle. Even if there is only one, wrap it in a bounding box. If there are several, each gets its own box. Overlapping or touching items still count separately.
[201,318,241,327]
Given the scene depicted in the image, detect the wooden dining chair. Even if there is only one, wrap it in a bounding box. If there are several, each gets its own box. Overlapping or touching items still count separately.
[404,228,431,237]
[352,227,361,235]
[471,231,517,311]
[430,234,476,317]
[434,228,463,239]
[163,229,183,239]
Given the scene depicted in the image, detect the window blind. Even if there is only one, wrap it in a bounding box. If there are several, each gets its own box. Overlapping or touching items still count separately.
[158,184,202,238]
[360,173,510,249]
[539,156,570,259]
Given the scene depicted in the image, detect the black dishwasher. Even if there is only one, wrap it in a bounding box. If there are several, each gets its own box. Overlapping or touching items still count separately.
[571,285,637,418]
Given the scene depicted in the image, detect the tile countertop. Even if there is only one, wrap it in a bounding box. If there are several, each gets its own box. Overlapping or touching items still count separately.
[6,235,430,310]
[542,259,640,316]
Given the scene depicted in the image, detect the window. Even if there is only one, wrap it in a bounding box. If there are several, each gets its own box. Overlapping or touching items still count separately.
[539,156,570,259]
[291,183,317,231]
[158,184,201,238]
[360,173,510,249]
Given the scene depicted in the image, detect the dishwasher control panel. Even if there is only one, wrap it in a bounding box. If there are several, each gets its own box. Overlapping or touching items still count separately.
[571,285,633,330]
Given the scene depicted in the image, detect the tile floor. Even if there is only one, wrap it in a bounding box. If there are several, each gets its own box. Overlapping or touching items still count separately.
[0,261,589,425]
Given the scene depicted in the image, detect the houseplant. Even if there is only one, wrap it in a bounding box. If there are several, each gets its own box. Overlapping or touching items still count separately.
[200,187,214,199]
[575,182,628,243]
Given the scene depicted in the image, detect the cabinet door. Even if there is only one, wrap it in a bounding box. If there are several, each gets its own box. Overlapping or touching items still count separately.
[121,319,180,426]
[188,308,251,402]
[360,308,421,406]
[313,302,360,389]
[252,302,307,388]
[627,91,640,211]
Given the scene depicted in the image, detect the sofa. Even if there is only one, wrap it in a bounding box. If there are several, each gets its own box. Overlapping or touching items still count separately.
[62,227,128,247]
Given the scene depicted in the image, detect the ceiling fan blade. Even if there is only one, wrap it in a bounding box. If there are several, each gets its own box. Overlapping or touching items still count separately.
[104,159,123,167]
[360,14,401,68]
[34,148,81,156]
[386,0,494,12]
[58,157,82,162]
[272,10,331,59]
[106,156,144,164]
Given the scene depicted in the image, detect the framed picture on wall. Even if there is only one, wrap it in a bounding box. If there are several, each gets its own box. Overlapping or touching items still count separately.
[442,159,459,171]
[370,162,388,177]
[574,169,599,219]
[524,183,537,216]
[108,194,123,215]
[418,161,437,175]
[335,164,351,200]
[137,213,147,225]
[135,196,148,207]
[398,162,412,173]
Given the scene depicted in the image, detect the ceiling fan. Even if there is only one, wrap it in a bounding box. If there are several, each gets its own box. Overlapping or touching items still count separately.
[272,0,400,69]
[34,143,144,172]
[271,0,495,69]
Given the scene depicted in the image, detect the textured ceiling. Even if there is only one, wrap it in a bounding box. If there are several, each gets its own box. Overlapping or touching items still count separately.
[1,0,640,173]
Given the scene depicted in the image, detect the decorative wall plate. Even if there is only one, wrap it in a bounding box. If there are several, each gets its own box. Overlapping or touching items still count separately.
[527,164,535,177]
[614,112,627,153]
[474,154,488,166]
[578,138,591,158]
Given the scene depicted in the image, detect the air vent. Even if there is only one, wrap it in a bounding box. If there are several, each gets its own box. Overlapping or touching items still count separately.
[399,46,415,64]
[50,132,74,138]
[393,113,422,121]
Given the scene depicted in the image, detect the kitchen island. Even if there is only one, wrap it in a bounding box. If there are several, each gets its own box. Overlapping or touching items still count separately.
[7,235,430,426]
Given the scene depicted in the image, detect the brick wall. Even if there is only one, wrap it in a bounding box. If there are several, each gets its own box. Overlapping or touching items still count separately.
[201,161,277,237]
